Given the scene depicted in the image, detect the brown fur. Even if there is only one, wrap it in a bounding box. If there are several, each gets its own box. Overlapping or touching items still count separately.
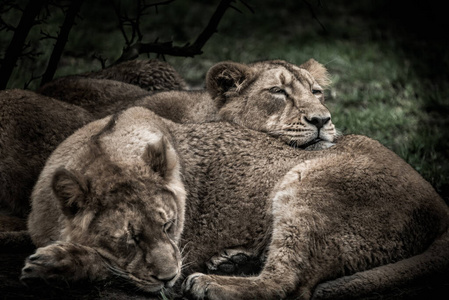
[137,59,337,149]
[83,59,187,91]
[0,89,94,217]
[38,59,337,149]
[38,77,150,118]
[37,59,186,119]
[24,108,186,293]
[23,107,449,299]
[3,59,333,219]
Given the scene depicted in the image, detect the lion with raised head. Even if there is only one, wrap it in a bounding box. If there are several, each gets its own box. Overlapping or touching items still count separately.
[22,106,449,299]
[1,59,334,221]
[135,57,337,149]
[38,58,337,151]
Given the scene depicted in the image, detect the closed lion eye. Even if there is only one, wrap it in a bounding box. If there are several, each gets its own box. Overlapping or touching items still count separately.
[128,222,141,244]
[269,87,287,96]
[163,219,176,233]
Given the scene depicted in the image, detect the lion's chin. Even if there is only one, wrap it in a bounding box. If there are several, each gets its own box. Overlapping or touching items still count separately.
[286,137,322,149]
[126,274,166,294]
[131,281,165,294]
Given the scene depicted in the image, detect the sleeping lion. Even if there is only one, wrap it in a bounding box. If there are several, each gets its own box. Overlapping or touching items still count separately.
[22,106,449,299]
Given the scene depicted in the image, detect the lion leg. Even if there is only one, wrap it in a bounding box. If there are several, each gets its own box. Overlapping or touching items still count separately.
[183,178,327,299]
[20,241,109,285]
[312,228,449,300]
[183,226,319,300]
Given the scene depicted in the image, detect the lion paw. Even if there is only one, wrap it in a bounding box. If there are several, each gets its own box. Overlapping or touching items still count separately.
[20,243,74,284]
[206,248,261,275]
[183,273,252,300]
[182,273,211,299]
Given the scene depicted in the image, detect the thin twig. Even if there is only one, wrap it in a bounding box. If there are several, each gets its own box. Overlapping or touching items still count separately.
[92,53,108,69]
[39,29,57,40]
[239,0,255,14]
[302,0,326,32]
[40,0,85,86]
[114,0,235,63]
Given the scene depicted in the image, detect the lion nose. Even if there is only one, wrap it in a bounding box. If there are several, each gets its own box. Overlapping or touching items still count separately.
[305,116,330,130]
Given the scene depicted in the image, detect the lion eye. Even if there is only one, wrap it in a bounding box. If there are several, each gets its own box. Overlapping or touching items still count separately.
[163,219,175,233]
[269,87,287,95]
[128,223,141,244]
[312,89,322,95]
[132,234,140,244]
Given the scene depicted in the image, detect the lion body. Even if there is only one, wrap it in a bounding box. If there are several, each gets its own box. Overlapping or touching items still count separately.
[39,59,337,150]
[174,120,449,299]
[37,59,187,119]
[24,107,449,299]
[12,58,448,298]
[38,77,150,118]
[83,59,187,91]
[2,59,334,220]
[0,89,94,217]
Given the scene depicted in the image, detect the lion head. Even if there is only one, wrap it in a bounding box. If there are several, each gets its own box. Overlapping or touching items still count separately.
[206,59,337,148]
[49,126,185,293]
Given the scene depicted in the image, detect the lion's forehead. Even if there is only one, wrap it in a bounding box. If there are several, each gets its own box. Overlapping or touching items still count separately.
[260,67,314,88]
[91,199,176,231]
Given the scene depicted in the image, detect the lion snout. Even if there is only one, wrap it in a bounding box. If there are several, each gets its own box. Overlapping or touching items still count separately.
[147,243,181,286]
[304,116,331,130]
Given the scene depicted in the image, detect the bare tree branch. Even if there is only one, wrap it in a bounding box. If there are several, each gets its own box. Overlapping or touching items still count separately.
[113,0,175,49]
[24,71,42,89]
[141,0,175,11]
[39,29,58,40]
[112,1,131,46]
[92,53,108,69]
[302,0,326,32]
[239,0,254,14]
[115,0,236,63]
[0,0,48,89]
[40,0,85,86]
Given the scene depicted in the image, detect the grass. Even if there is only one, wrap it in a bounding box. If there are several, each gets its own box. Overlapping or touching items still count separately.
[1,0,448,202]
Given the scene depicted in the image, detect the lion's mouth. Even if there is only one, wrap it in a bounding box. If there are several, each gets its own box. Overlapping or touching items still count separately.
[289,138,322,149]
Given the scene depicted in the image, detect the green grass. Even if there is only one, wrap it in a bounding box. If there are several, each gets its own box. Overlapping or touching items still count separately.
[1,0,448,201]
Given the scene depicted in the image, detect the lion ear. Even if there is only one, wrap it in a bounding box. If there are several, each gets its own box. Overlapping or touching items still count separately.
[206,61,254,103]
[300,58,331,88]
[142,136,179,181]
[52,168,89,217]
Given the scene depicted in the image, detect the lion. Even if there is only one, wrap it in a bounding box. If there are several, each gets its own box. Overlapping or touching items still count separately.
[83,59,187,91]
[38,77,151,118]
[22,107,449,299]
[0,89,94,217]
[38,59,337,151]
[39,59,187,95]
[23,108,186,294]
[1,59,334,220]
[37,59,187,119]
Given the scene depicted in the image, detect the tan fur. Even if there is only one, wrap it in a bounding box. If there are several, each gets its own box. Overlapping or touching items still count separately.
[23,107,449,299]
[24,108,185,293]
[0,89,94,217]
[83,59,187,91]
[39,59,338,149]
[4,59,331,219]
[37,59,187,119]
[138,59,338,149]
[38,77,150,118]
